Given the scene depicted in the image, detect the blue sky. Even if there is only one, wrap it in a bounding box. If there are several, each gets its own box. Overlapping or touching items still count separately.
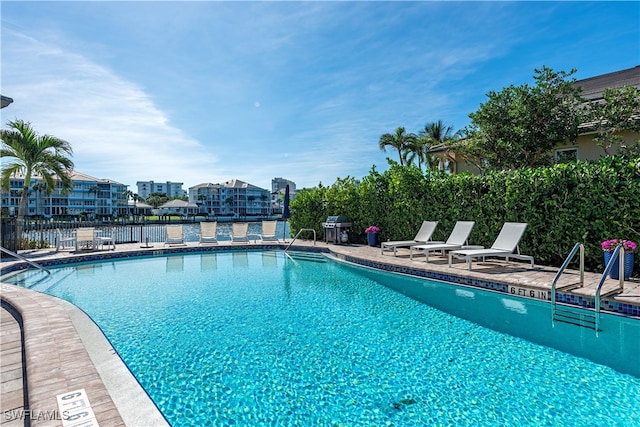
[1,1,638,192]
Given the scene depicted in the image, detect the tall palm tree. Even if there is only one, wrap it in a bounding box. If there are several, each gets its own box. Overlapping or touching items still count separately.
[1,119,74,245]
[418,120,459,172]
[378,126,417,166]
[31,181,47,217]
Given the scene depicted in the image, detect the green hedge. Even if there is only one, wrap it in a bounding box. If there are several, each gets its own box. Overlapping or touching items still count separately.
[289,157,640,275]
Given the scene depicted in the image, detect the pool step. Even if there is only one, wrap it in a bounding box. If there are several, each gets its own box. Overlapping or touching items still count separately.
[284,252,328,263]
[553,306,597,330]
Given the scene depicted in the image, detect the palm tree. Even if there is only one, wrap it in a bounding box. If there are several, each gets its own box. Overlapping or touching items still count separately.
[32,181,47,217]
[378,126,417,166]
[1,119,74,245]
[418,120,459,172]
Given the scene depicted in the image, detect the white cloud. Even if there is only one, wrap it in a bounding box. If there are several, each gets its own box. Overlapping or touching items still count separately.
[2,29,217,189]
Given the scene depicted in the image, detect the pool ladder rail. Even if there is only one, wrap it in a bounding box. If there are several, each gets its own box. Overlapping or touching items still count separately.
[551,243,626,332]
[285,228,317,252]
[1,245,51,275]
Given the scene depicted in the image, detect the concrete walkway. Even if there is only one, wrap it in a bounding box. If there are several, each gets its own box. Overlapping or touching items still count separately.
[1,306,24,427]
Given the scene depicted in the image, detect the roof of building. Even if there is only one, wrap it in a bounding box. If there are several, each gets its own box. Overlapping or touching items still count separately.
[158,199,198,209]
[128,201,154,209]
[10,171,124,185]
[222,179,262,189]
[190,182,221,190]
[191,179,267,191]
[575,65,640,100]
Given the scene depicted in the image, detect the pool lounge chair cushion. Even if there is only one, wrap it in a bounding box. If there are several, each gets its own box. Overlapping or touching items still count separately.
[199,221,218,245]
[75,227,98,251]
[165,225,186,246]
[448,222,534,270]
[410,221,475,262]
[230,222,250,243]
[258,220,279,242]
[381,221,438,256]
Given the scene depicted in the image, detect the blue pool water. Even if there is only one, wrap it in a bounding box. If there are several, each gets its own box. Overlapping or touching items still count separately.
[6,251,640,426]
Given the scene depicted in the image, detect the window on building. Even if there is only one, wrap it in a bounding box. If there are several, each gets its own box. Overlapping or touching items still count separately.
[555,148,578,164]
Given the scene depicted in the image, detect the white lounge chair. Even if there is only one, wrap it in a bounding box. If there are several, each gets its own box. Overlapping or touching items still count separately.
[258,220,279,242]
[230,222,249,243]
[56,229,76,252]
[164,225,186,246]
[410,221,475,262]
[75,227,98,251]
[199,222,218,245]
[448,222,534,270]
[381,221,438,256]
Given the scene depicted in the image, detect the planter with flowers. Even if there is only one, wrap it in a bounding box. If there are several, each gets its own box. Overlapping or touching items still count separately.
[365,225,380,247]
[601,239,637,279]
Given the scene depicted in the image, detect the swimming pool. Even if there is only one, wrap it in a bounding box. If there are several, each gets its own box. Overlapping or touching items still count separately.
[6,251,640,426]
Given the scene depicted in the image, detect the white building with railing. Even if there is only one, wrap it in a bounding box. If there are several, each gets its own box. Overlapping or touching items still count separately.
[1,171,128,219]
[136,180,185,199]
[189,179,271,217]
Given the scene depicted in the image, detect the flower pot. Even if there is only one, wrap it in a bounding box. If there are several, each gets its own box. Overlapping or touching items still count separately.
[367,232,379,247]
[604,251,635,280]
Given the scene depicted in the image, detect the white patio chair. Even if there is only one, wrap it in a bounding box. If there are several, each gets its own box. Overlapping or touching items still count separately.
[230,222,249,243]
[55,229,76,252]
[75,227,98,251]
[381,221,438,256]
[199,221,218,245]
[164,225,186,246]
[410,221,475,262]
[448,222,534,270]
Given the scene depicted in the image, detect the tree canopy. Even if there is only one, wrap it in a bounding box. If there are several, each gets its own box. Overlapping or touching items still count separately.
[1,119,74,244]
[586,86,640,157]
[450,66,584,171]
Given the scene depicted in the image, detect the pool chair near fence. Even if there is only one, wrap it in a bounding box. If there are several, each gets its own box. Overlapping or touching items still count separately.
[75,227,98,251]
[381,221,438,256]
[409,221,475,263]
[257,220,279,242]
[199,221,218,245]
[165,224,186,246]
[448,222,534,270]
[230,222,250,243]
[56,228,76,252]
[96,228,116,251]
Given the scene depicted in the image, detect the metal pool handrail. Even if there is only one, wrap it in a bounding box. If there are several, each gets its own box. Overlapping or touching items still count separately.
[551,242,584,309]
[285,228,317,252]
[595,245,625,332]
[0,245,51,275]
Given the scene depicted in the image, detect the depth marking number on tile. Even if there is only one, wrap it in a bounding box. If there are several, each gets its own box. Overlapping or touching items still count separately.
[508,285,549,301]
[56,388,100,427]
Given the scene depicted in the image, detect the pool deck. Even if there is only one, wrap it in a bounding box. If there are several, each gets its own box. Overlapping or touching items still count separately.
[1,240,638,426]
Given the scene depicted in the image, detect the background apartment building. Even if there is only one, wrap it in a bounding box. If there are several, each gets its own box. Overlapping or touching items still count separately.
[271,177,296,193]
[136,180,186,199]
[1,171,128,218]
[189,179,271,217]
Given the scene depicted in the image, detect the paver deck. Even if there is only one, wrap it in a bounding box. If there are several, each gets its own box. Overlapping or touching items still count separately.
[1,240,638,426]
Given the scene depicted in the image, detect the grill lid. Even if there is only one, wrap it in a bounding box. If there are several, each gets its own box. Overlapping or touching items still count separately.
[325,215,348,223]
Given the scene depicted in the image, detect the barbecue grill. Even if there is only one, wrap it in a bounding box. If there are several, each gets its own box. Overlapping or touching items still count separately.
[322,215,352,244]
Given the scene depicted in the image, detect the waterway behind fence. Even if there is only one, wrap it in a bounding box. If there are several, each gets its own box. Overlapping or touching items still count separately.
[20,221,292,246]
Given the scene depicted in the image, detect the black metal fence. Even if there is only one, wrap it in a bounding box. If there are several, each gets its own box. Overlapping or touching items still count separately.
[1,218,18,251]
[23,222,172,246]
[15,219,290,248]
